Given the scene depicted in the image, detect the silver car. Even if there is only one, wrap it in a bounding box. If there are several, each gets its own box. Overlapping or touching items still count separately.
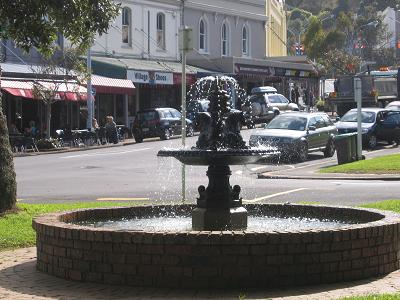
[242,93,299,127]
[249,112,338,162]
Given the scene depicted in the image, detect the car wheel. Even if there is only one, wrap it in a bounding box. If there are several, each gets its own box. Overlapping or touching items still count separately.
[274,110,280,116]
[367,134,377,149]
[323,139,335,157]
[297,142,308,162]
[134,135,143,143]
[161,128,171,140]
[186,125,194,137]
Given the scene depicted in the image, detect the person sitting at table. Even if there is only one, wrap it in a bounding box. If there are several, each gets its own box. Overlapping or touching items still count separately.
[25,120,38,137]
[8,123,21,135]
[105,115,118,144]
[92,118,100,131]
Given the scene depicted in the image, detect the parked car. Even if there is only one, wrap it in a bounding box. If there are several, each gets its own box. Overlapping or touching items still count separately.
[251,86,278,95]
[249,112,338,162]
[132,108,194,143]
[385,101,400,111]
[187,99,210,129]
[242,93,299,128]
[335,107,400,148]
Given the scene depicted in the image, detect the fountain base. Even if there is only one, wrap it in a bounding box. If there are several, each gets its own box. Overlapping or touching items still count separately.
[192,206,247,230]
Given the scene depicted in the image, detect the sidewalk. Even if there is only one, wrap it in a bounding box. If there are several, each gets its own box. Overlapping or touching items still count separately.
[12,138,137,157]
[0,247,399,299]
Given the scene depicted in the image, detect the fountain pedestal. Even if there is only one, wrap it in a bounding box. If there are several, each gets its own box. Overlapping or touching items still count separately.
[193,165,247,230]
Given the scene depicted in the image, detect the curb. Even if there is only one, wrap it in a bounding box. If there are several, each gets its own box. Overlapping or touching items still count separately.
[258,172,400,181]
[13,140,136,157]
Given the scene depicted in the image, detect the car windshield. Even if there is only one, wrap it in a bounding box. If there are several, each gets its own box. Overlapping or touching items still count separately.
[187,101,209,112]
[340,111,376,123]
[137,111,158,121]
[266,116,307,131]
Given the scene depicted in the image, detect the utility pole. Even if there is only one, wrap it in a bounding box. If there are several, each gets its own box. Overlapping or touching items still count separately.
[179,0,192,203]
[354,77,363,160]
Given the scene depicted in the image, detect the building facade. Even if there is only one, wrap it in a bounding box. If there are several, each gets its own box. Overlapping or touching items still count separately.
[183,0,316,98]
[266,0,287,57]
[380,7,400,60]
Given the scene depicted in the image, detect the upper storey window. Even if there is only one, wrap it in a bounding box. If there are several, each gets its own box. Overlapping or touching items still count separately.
[199,18,208,52]
[122,7,132,45]
[242,25,249,56]
[157,13,166,50]
[221,22,230,56]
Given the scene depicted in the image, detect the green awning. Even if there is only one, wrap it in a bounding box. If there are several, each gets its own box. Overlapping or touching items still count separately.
[91,57,127,79]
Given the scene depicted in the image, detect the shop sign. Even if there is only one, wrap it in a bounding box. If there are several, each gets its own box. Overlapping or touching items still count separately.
[173,73,196,85]
[127,70,173,85]
[235,64,273,76]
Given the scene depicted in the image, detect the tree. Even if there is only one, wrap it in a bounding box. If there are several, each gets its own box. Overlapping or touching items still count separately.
[32,48,87,139]
[0,0,119,214]
[303,16,327,59]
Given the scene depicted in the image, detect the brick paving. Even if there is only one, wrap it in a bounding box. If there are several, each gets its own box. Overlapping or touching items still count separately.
[1,247,399,299]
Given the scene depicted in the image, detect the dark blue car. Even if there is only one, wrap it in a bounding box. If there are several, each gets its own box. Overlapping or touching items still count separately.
[336,108,400,148]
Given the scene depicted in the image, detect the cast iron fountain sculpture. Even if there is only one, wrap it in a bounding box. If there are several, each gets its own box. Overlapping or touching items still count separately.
[158,78,276,230]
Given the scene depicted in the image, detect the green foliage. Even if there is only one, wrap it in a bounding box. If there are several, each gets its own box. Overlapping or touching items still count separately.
[304,17,326,59]
[0,202,137,251]
[0,98,16,213]
[315,98,325,111]
[35,138,62,150]
[0,0,120,55]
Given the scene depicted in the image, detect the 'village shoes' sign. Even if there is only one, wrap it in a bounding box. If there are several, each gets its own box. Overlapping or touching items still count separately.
[127,70,173,85]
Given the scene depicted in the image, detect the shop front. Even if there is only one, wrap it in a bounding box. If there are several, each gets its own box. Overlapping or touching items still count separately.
[1,78,88,137]
[91,56,211,117]
[127,69,196,111]
[187,56,320,102]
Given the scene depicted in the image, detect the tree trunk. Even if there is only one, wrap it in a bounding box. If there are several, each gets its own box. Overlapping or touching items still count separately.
[46,102,51,139]
[0,79,17,214]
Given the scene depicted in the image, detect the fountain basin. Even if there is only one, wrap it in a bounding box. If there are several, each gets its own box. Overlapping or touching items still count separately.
[33,204,400,288]
[157,148,279,165]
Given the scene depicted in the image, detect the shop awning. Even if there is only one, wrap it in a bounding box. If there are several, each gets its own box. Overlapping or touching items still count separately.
[91,75,135,95]
[1,79,87,101]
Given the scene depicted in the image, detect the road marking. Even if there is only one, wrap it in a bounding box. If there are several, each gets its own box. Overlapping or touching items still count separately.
[250,166,268,171]
[60,148,150,159]
[96,197,150,201]
[243,188,309,204]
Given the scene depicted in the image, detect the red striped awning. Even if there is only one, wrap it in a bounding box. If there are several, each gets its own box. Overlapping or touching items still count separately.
[91,75,135,95]
[1,79,87,101]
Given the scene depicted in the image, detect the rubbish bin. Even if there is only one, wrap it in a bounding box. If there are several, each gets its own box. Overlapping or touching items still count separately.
[334,133,358,165]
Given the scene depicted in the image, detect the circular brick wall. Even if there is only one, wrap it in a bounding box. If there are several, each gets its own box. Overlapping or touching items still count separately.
[33,204,400,288]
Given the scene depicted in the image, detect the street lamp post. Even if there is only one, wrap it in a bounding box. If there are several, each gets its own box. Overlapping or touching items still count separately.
[179,13,192,202]
[86,47,93,131]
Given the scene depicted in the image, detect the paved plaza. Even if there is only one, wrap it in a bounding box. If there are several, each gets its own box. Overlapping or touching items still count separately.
[0,247,399,300]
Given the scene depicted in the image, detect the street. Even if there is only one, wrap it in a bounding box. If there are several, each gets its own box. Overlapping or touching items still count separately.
[14,128,400,206]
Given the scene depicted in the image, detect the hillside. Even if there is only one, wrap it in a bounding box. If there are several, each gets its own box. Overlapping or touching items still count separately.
[286,0,360,15]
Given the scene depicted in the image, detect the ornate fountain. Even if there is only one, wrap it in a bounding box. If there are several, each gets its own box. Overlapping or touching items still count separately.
[158,78,277,230]
[33,76,400,289]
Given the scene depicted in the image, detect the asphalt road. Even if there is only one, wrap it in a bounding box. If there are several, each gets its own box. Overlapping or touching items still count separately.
[14,128,400,206]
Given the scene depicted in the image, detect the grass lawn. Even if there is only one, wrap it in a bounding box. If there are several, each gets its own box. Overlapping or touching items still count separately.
[1,200,400,299]
[341,294,400,300]
[320,153,400,174]
[0,202,135,251]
